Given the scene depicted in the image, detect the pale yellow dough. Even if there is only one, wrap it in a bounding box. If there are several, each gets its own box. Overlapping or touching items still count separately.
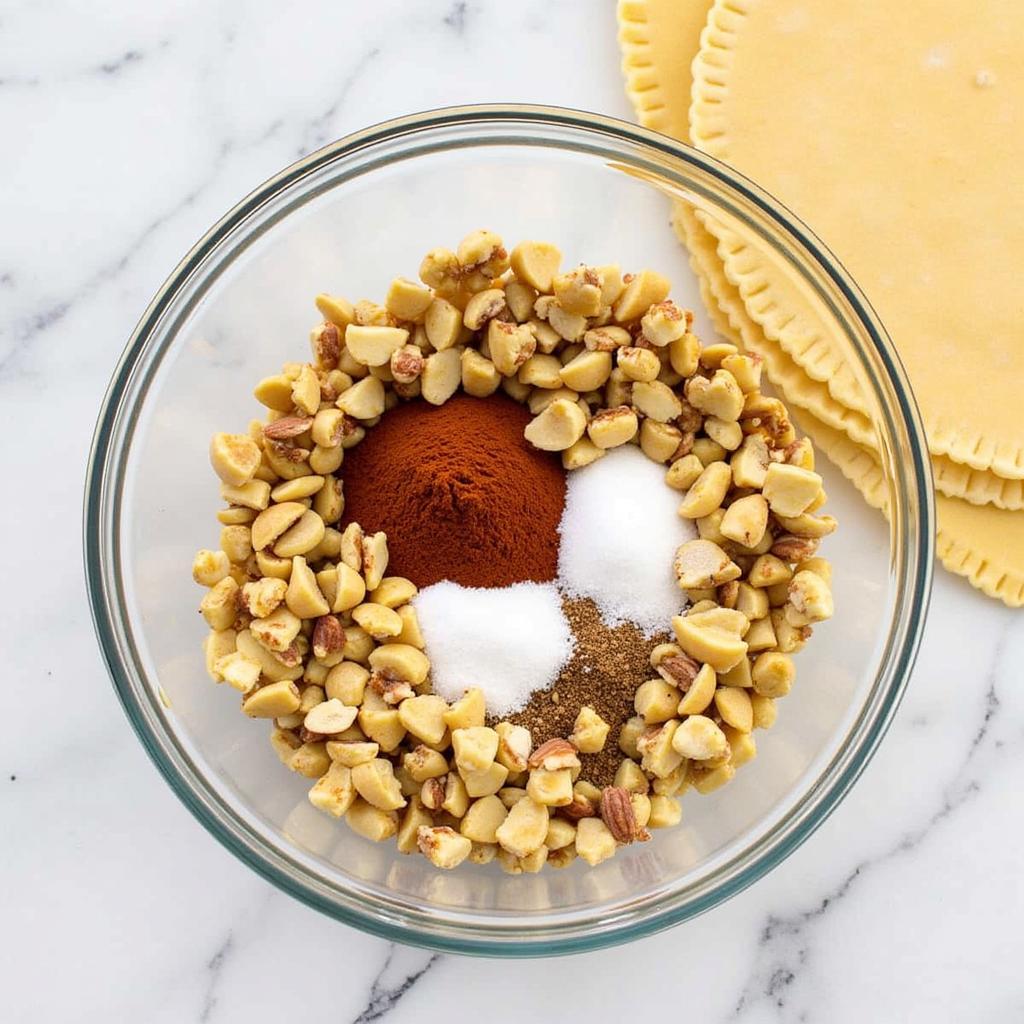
[618,0,713,143]
[682,205,1024,607]
[689,0,1024,480]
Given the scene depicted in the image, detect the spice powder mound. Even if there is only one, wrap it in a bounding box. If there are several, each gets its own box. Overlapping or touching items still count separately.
[501,596,669,788]
[340,393,566,589]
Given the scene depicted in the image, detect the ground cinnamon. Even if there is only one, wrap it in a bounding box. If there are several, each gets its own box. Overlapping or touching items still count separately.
[340,393,566,589]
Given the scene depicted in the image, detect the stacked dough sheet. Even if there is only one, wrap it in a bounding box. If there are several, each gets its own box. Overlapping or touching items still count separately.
[619,0,1024,606]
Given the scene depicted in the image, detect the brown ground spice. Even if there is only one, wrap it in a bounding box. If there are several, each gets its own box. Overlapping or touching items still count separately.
[500,596,669,788]
[340,393,565,589]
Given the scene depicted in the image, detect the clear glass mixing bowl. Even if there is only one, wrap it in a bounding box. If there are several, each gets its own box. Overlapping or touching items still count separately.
[85,106,933,955]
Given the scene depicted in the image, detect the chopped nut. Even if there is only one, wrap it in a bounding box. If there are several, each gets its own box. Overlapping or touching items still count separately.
[774,511,837,539]
[452,726,500,772]
[526,768,574,807]
[523,397,587,451]
[416,826,472,869]
[751,693,777,730]
[586,405,638,448]
[612,270,671,322]
[403,744,449,781]
[553,266,603,316]
[249,604,302,653]
[762,463,824,518]
[273,510,325,558]
[613,757,650,794]
[720,494,770,548]
[751,651,795,698]
[686,370,745,421]
[632,380,683,422]
[461,347,501,397]
[674,538,742,589]
[242,680,301,718]
[463,287,508,330]
[672,715,730,761]
[368,643,430,685]
[714,686,753,733]
[351,602,403,640]
[385,277,433,321]
[634,678,682,724]
[418,299,461,353]
[193,549,231,587]
[351,758,407,811]
[308,761,356,817]
[390,344,425,385]
[668,331,700,377]
[310,321,343,370]
[535,295,587,341]
[584,325,630,351]
[731,434,771,488]
[336,375,386,419]
[562,435,607,469]
[510,241,562,293]
[570,706,610,753]
[527,738,580,771]
[361,531,389,590]
[601,786,649,844]
[559,349,612,391]
[656,651,701,690]
[672,607,749,673]
[617,345,662,382]
[487,319,537,375]
[457,229,509,285]
[309,614,344,663]
[705,416,743,451]
[284,556,329,618]
[575,817,618,865]
[368,669,415,706]
[420,347,463,406]
[545,817,577,851]
[290,365,321,415]
[215,651,261,693]
[677,461,732,519]
[786,570,834,625]
[250,504,302,555]
[444,688,487,731]
[495,795,549,857]
[327,739,379,766]
[505,279,538,322]
[303,698,358,736]
[397,694,449,746]
[220,479,271,513]
[771,534,820,562]
[209,433,262,487]
[640,300,689,346]
[495,721,532,772]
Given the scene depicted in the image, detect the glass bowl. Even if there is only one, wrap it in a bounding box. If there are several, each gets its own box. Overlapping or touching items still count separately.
[84,106,933,955]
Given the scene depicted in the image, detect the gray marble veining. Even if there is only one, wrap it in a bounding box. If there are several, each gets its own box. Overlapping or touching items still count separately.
[1,2,1021,1022]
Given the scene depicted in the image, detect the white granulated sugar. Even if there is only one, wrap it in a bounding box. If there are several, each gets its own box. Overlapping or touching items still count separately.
[413,581,574,717]
[557,444,697,635]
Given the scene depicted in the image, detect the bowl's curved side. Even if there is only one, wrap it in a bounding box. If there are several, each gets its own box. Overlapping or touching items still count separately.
[83,105,933,955]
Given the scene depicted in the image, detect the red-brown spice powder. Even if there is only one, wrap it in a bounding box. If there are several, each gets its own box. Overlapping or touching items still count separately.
[340,393,566,589]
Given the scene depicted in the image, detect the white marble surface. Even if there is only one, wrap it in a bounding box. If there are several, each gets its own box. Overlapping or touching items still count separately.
[2,2,1022,1021]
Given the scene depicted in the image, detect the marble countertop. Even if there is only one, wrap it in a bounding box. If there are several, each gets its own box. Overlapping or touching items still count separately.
[3,2,1021,1020]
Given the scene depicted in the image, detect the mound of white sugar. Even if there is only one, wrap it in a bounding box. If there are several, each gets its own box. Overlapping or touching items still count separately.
[413,581,574,717]
[557,445,696,635]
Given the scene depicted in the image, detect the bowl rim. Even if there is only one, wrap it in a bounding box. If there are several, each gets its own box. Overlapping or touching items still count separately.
[84,103,934,956]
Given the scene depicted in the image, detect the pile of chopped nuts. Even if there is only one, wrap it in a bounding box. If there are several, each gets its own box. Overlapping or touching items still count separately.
[192,230,836,872]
